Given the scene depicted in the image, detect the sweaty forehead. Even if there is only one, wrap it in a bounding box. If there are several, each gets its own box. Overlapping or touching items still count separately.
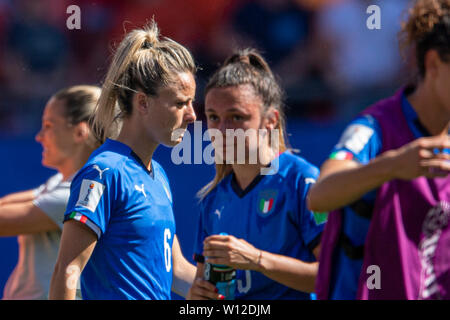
[43,97,66,121]
[205,85,262,109]
[160,72,196,99]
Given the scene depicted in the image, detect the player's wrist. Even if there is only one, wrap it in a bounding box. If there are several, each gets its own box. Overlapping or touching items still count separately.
[252,249,265,272]
[370,150,398,183]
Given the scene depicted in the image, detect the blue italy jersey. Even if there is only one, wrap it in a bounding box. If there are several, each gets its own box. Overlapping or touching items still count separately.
[64,139,175,300]
[194,152,325,300]
[328,92,433,299]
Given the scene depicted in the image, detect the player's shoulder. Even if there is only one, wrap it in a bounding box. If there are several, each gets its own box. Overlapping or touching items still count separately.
[151,159,166,177]
[278,151,319,180]
[74,147,127,184]
[352,113,379,127]
[333,114,383,159]
[199,174,232,209]
[152,159,171,187]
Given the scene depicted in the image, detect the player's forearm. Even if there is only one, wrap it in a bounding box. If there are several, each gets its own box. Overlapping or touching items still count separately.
[49,262,78,300]
[172,259,196,298]
[0,190,35,206]
[308,151,396,212]
[255,251,318,293]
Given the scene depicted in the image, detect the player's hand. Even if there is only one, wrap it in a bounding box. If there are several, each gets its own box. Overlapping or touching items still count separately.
[186,277,224,300]
[203,234,262,271]
[386,135,450,180]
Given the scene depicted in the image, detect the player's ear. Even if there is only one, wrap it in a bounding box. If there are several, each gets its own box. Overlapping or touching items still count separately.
[263,107,279,131]
[134,91,149,115]
[424,49,440,80]
[73,122,90,142]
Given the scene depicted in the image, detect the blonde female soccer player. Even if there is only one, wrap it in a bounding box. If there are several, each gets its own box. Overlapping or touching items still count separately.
[1,85,101,299]
[49,21,197,300]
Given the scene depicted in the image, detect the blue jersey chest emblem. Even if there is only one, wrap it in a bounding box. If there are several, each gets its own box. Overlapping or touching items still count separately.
[257,189,278,217]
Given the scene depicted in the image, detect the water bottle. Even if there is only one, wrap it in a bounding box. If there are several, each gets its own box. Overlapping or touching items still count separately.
[204,232,236,300]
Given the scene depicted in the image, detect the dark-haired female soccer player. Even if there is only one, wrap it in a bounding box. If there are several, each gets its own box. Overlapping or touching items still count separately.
[187,49,326,300]
[310,0,450,300]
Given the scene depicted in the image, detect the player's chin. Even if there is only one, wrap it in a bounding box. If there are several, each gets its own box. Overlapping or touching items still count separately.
[165,129,186,146]
[163,136,183,148]
[41,157,57,170]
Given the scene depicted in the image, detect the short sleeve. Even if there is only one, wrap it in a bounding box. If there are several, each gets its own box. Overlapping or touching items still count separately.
[330,115,382,164]
[33,174,69,229]
[295,167,325,253]
[64,163,115,239]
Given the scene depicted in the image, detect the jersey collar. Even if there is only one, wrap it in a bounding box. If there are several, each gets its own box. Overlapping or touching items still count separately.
[105,139,154,178]
[228,152,286,198]
[230,173,265,198]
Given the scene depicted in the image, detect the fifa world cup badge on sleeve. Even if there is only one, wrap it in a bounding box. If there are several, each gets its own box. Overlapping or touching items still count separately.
[76,179,105,212]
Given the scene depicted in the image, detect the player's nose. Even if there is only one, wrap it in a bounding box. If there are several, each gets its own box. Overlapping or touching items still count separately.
[35,128,43,143]
[184,102,196,124]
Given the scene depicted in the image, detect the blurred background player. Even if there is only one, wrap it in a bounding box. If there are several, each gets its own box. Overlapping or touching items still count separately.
[49,21,197,300]
[309,0,450,300]
[0,85,101,299]
[187,49,325,300]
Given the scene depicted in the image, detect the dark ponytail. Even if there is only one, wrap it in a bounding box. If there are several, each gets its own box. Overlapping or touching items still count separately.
[199,49,288,199]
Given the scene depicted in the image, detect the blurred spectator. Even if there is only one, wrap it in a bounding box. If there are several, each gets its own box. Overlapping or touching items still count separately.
[105,0,243,120]
[225,0,342,119]
[63,0,118,85]
[314,0,410,117]
[0,0,414,136]
[232,0,311,66]
[1,0,69,135]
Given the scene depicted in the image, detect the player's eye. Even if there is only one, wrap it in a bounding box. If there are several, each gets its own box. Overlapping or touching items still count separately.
[207,114,219,122]
[176,101,186,108]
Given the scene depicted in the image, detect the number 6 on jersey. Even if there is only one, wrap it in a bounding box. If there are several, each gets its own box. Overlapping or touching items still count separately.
[164,228,172,272]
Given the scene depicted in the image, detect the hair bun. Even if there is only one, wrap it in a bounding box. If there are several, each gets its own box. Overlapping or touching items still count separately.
[142,40,152,49]
[224,48,272,75]
[225,53,250,65]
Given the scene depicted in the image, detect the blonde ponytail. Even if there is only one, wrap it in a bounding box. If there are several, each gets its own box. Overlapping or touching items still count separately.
[92,20,196,143]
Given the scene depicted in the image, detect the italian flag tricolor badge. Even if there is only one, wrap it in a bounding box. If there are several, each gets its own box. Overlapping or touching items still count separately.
[69,211,88,223]
[260,198,274,214]
[257,189,278,217]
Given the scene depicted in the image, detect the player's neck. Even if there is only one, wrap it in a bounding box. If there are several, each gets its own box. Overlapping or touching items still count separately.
[58,161,77,181]
[116,120,158,170]
[56,146,92,181]
[408,82,450,136]
[231,164,262,190]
